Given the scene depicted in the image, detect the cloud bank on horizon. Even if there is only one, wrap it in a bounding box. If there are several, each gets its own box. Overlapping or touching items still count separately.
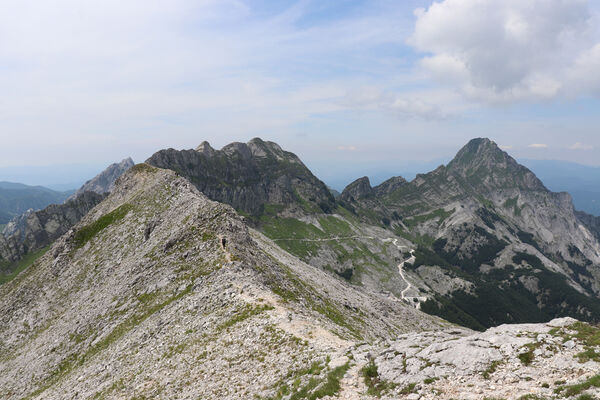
[0,0,599,171]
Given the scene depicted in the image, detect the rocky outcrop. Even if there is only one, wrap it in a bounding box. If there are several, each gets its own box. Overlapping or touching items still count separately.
[0,191,105,266]
[355,317,600,399]
[340,176,373,202]
[146,138,335,217]
[68,157,134,200]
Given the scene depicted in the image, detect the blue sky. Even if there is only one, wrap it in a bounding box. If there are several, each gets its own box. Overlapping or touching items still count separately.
[1,0,600,187]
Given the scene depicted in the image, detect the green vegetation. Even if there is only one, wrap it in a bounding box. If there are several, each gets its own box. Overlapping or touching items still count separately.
[399,382,417,395]
[503,196,526,216]
[269,361,350,400]
[362,360,395,396]
[73,203,134,249]
[518,350,534,366]
[575,394,595,400]
[27,284,197,399]
[216,304,274,332]
[422,249,600,331]
[403,208,453,228]
[0,246,49,285]
[554,374,600,397]
[549,321,600,363]
[129,163,158,174]
[482,360,502,379]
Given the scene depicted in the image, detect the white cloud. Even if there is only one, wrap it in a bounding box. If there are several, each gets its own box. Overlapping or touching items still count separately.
[0,1,413,165]
[340,87,469,120]
[528,143,548,149]
[411,0,600,103]
[569,142,594,150]
[336,146,357,151]
[499,145,513,150]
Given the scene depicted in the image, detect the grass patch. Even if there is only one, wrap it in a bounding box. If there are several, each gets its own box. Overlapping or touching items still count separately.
[73,203,134,249]
[403,208,453,228]
[482,360,502,379]
[362,360,395,396]
[281,362,350,400]
[0,246,49,285]
[399,382,417,395]
[129,163,158,174]
[550,322,600,363]
[518,350,535,366]
[555,374,600,397]
[216,304,274,332]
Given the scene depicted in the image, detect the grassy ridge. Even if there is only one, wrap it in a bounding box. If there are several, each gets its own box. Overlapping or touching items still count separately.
[0,246,49,285]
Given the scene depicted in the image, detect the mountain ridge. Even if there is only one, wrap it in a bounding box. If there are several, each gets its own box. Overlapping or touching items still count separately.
[1,139,600,399]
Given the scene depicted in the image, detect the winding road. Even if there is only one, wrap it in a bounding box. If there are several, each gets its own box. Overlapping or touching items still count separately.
[269,232,427,307]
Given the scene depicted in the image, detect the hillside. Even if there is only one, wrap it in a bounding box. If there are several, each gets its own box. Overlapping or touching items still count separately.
[0,164,444,399]
[0,182,71,224]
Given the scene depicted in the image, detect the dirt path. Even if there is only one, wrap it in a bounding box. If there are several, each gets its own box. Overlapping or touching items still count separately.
[271,235,374,242]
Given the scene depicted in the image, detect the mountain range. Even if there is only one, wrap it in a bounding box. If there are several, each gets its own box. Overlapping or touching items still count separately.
[0,138,599,399]
[0,182,72,225]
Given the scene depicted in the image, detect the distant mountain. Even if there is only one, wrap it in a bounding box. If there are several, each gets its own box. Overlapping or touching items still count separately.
[146,138,336,218]
[520,159,600,216]
[0,158,134,267]
[68,157,134,200]
[339,138,600,329]
[0,182,72,224]
[0,191,106,266]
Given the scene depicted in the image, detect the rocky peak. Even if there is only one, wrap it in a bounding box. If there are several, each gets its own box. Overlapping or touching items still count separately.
[195,141,215,155]
[447,138,546,192]
[341,177,373,202]
[373,176,408,195]
[68,157,135,200]
[146,138,334,217]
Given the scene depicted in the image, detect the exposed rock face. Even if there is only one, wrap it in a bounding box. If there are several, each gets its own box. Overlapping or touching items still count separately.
[576,210,600,242]
[68,157,134,200]
[334,138,600,329]
[340,176,373,202]
[0,191,105,266]
[146,138,335,217]
[358,317,600,399]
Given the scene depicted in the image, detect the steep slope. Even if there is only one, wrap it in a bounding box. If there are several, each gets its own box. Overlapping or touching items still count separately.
[342,138,600,329]
[67,157,134,200]
[146,139,409,294]
[0,182,71,224]
[146,138,336,217]
[145,137,600,330]
[0,191,105,271]
[0,164,443,400]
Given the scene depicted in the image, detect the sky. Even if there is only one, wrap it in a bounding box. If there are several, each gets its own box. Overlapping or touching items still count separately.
[1,0,600,188]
